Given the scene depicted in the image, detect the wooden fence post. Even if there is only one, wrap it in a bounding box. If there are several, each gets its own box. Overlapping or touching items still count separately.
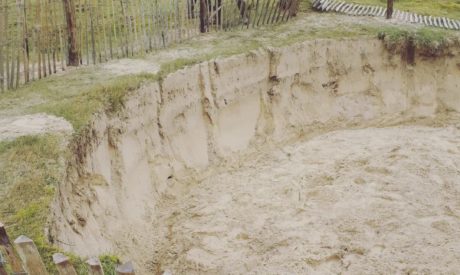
[199,0,208,32]
[0,252,8,275]
[14,235,48,275]
[386,0,393,19]
[86,257,105,275]
[63,0,79,65]
[53,253,78,275]
[116,261,135,275]
[0,223,25,274]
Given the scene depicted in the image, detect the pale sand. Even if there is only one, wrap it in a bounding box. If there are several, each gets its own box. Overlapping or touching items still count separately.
[155,124,460,274]
[50,38,460,274]
[0,113,73,141]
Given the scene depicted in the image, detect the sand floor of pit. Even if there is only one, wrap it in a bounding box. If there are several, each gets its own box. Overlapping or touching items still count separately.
[151,122,460,275]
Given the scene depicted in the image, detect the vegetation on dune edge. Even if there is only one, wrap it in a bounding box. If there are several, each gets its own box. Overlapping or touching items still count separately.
[379,27,460,57]
[0,17,459,273]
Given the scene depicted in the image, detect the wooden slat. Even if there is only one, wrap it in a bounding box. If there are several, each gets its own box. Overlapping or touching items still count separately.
[53,253,78,275]
[334,2,345,12]
[116,261,135,275]
[347,4,359,15]
[0,223,25,274]
[0,0,4,91]
[0,261,8,275]
[87,257,105,275]
[14,235,47,275]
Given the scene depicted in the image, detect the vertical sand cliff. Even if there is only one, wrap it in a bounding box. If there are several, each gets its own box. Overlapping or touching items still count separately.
[51,38,460,274]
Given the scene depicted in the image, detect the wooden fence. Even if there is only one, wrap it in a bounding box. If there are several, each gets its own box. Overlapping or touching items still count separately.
[0,0,299,91]
[313,0,460,30]
[0,222,134,275]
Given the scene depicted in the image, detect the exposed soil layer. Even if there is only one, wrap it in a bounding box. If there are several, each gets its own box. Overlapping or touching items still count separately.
[50,38,460,274]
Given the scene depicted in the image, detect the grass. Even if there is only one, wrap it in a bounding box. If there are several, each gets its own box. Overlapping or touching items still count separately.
[342,0,460,19]
[0,11,458,274]
[0,135,73,272]
[33,73,157,131]
[0,69,158,131]
[378,25,458,57]
[0,135,121,274]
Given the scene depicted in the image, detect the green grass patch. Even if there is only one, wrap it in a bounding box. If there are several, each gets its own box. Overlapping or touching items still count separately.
[342,0,460,19]
[0,135,120,274]
[378,26,458,56]
[0,135,63,273]
[0,71,156,131]
[33,73,157,131]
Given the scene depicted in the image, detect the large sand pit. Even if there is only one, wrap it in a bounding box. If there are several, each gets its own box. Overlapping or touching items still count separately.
[153,122,460,274]
[50,38,460,274]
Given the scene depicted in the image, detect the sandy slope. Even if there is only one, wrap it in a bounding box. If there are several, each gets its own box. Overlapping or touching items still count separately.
[154,123,460,274]
[49,33,460,274]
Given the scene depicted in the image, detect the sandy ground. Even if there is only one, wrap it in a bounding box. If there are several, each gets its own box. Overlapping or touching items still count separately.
[154,122,460,274]
[50,31,460,273]
[1,5,457,272]
[0,114,73,141]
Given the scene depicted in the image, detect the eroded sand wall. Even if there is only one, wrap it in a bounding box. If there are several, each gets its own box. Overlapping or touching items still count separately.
[50,38,460,265]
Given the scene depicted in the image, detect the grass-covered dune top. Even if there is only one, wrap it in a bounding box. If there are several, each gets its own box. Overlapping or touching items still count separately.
[0,11,459,274]
[342,0,460,19]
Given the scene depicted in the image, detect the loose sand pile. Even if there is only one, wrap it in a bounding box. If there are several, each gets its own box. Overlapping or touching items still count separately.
[153,123,460,274]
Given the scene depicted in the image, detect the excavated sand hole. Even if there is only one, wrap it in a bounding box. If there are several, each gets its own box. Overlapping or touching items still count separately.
[154,123,460,275]
[51,39,460,274]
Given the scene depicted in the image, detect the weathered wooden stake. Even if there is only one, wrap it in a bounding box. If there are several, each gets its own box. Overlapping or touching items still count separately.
[21,0,30,83]
[14,235,48,275]
[406,35,415,65]
[63,0,79,65]
[116,261,135,275]
[0,258,7,275]
[386,0,393,19]
[0,251,8,275]
[0,223,25,274]
[53,253,78,275]
[87,257,105,275]
[199,0,208,32]
[0,0,4,91]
